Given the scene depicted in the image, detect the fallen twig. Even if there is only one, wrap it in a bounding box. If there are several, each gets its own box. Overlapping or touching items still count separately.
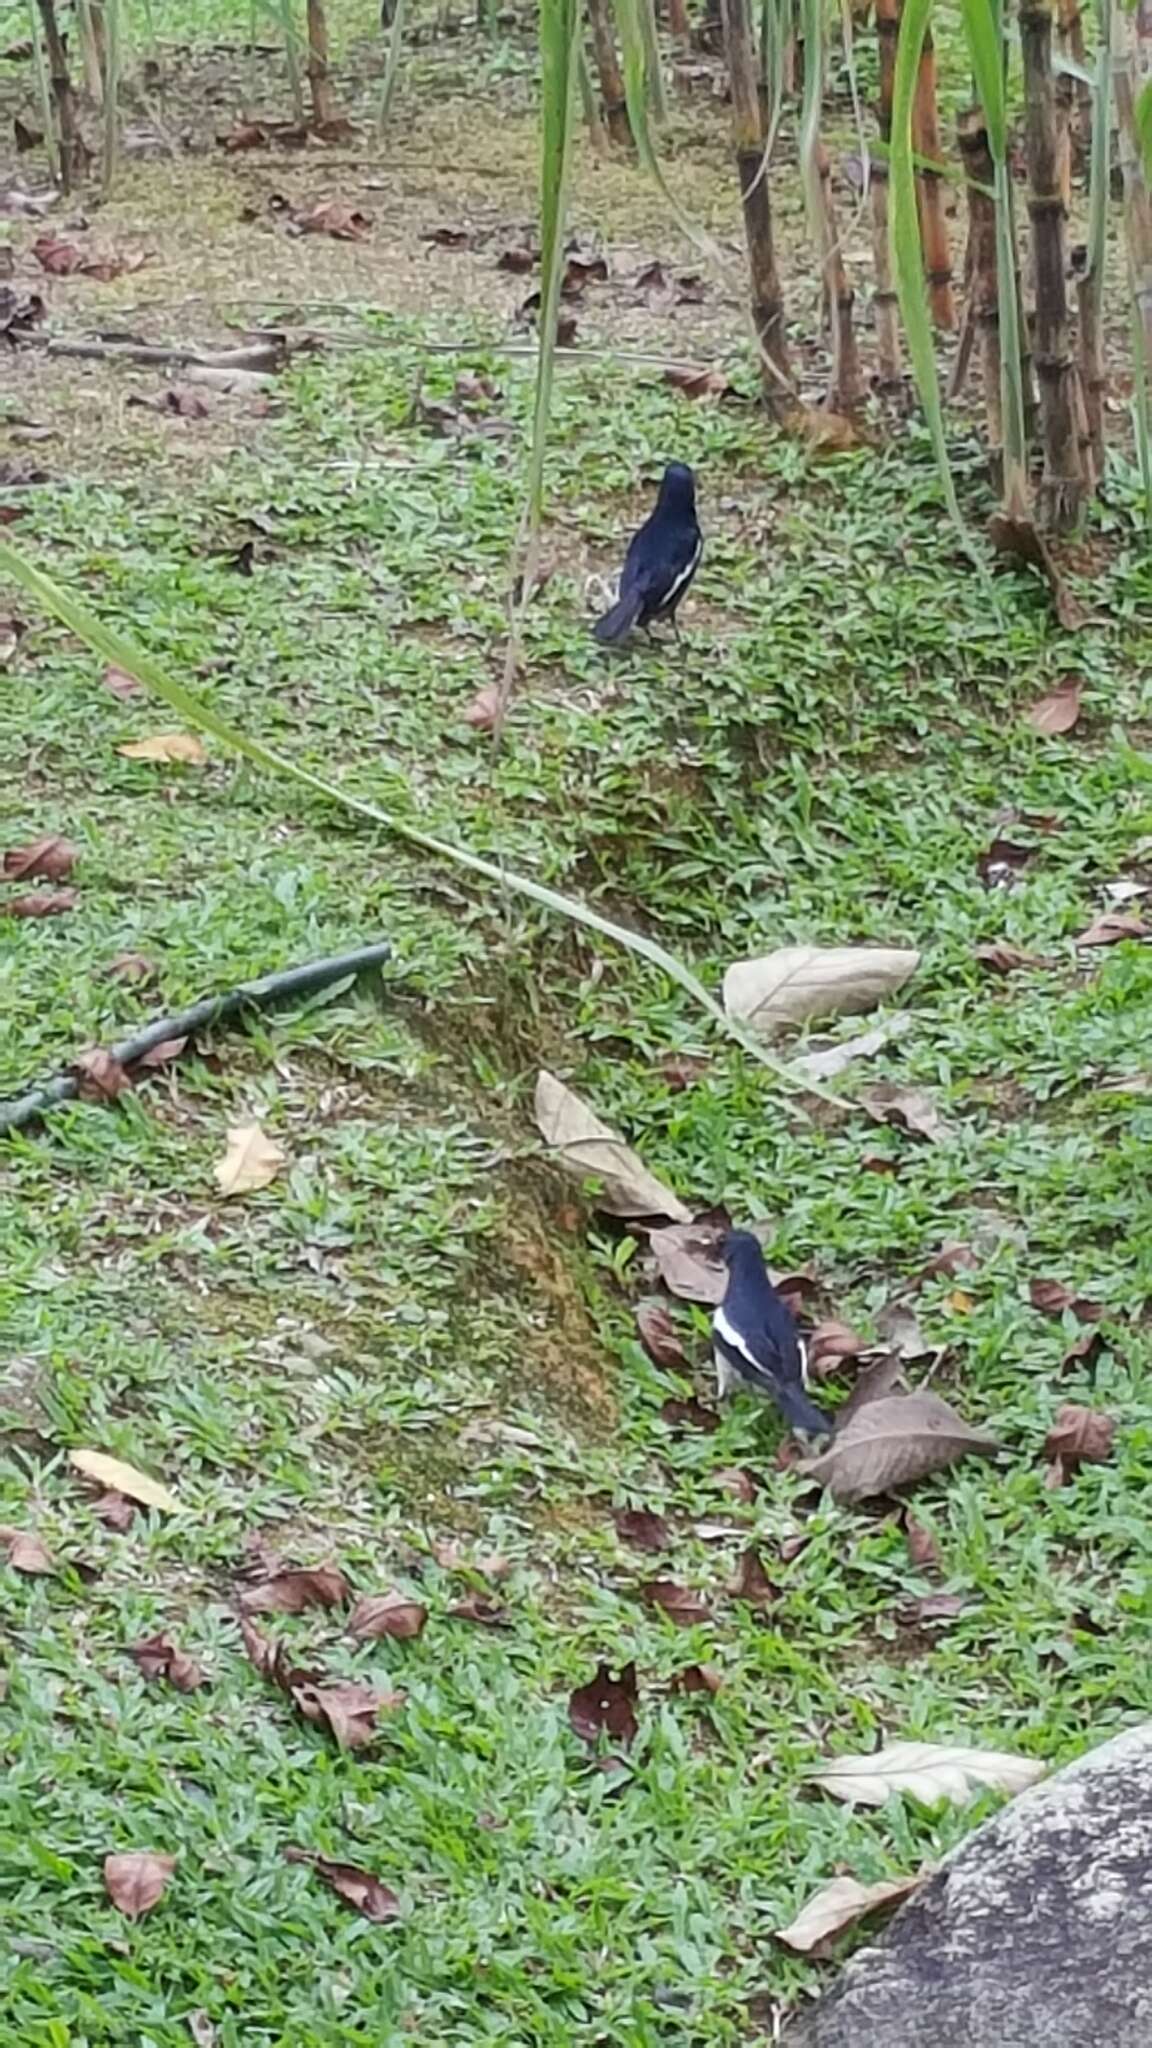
[0,942,392,1137]
[44,336,290,373]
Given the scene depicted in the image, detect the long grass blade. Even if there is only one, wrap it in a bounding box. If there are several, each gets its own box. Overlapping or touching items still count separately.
[376,0,409,136]
[0,535,845,1103]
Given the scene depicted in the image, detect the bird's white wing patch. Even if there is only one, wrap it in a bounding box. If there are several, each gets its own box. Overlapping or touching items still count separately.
[661,535,702,612]
[713,1306,767,1375]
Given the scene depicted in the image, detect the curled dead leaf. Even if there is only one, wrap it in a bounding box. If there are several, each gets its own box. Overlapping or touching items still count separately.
[213,1123,286,1198]
[103,1851,175,1917]
[240,1566,350,1615]
[724,946,919,1036]
[1075,911,1149,947]
[128,1632,205,1692]
[729,1546,777,1608]
[640,1579,712,1626]
[659,1395,720,1434]
[282,1846,401,1922]
[1025,676,1083,734]
[634,1299,690,1370]
[808,1739,1045,1808]
[1044,1403,1115,1483]
[446,1595,509,1626]
[669,1662,723,1695]
[294,199,372,240]
[73,1048,133,1103]
[347,1590,428,1641]
[568,1661,638,1746]
[647,1214,728,1302]
[92,1489,136,1531]
[808,1320,870,1378]
[133,1036,187,1071]
[102,663,144,699]
[662,364,732,401]
[5,889,77,918]
[975,940,1041,975]
[106,951,156,983]
[69,1449,179,1513]
[461,683,501,730]
[858,1083,949,1144]
[776,1872,923,1955]
[3,834,76,882]
[0,1526,55,1574]
[613,1507,671,1552]
[533,1071,691,1222]
[710,1466,758,1502]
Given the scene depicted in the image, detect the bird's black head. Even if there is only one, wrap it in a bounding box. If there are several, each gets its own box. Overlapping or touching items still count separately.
[721,1228,765,1267]
[656,461,697,512]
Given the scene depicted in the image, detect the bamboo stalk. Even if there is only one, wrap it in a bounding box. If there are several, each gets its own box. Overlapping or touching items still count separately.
[376,0,407,135]
[637,0,668,119]
[817,141,862,407]
[872,0,903,383]
[912,23,955,327]
[587,0,633,144]
[721,0,794,413]
[34,0,85,192]
[26,0,59,183]
[577,38,609,148]
[1020,0,1084,527]
[269,0,305,120]
[1112,2,1152,368]
[957,106,1003,486]
[306,0,337,128]
[1055,0,1091,188]
[75,0,105,105]
[100,0,121,195]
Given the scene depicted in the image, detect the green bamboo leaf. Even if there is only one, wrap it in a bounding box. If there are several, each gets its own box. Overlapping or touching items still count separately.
[959,0,1007,160]
[889,0,963,527]
[0,535,846,1104]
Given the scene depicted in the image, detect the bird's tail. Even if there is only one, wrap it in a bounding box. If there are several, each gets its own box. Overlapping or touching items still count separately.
[593,588,644,645]
[774,1381,832,1439]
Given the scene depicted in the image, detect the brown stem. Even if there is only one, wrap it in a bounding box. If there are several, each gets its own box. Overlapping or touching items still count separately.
[666,0,691,40]
[1112,6,1152,370]
[1055,0,1091,189]
[817,141,861,410]
[1020,0,1084,529]
[721,0,794,415]
[586,0,633,147]
[306,0,337,129]
[912,27,955,329]
[872,0,903,385]
[957,107,1003,490]
[35,0,86,192]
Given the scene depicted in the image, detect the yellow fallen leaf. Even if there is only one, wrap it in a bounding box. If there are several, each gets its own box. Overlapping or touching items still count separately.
[947,1288,975,1314]
[214,1121,286,1197]
[118,733,207,765]
[70,1449,180,1513]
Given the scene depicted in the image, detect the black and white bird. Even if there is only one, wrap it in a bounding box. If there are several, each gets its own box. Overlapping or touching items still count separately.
[712,1230,831,1438]
[593,461,702,646]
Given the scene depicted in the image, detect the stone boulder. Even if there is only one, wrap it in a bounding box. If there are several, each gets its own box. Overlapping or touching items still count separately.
[784,1721,1152,2048]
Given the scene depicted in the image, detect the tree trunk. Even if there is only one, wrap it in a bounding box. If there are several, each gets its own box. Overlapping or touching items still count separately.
[871,0,903,386]
[721,0,794,415]
[912,26,955,328]
[817,141,861,410]
[957,108,1003,489]
[586,0,632,146]
[666,0,690,42]
[35,0,85,191]
[306,0,337,129]
[1020,0,1084,528]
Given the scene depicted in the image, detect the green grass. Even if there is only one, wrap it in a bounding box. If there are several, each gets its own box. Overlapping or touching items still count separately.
[4,63,1152,2045]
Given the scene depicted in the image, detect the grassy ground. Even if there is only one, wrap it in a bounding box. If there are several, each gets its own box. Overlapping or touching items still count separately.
[3,7,1152,2046]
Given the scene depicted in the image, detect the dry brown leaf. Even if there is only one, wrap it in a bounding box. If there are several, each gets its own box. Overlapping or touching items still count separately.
[70,1449,178,1512]
[898,1590,970,1626]
[975,941,1041,975]
[859,1083,949,1144]
[461,683,501,730]
[1075,911,1149,947]
[533,1071,691,1221]
[711,1466,758,1502]
[446,1595,509,1626]
[5,888,77,918]
[282,1846,401,1922]
[904,1514,941,1572]
[662,364,732,401]
[106,951,156,983]
[118,732,207,765]
[801,1391,999,1504]
[647,1214,728,1301]
[239,1617,397,1748]
[808,1320,871,1378]
[0,1526,55,1575]
[295,199,372,240]
[729,1546,777,1608]
[568,1661,638,1746]
[133,1036,187,1070]
[809,1740,1045,1808]
[347,1590,428,1641]
[640,1579,712,1626]
[1044,1403,1115,1481]
[723,946,919,1036]
[73,1048,133,1103]
[104,1851,175,1917]
[669,1662,723,1695]
[776,1872,923,1954]
[92,1490,136,1531]
[1025,676,1083,734]
[659,1394,721,1433]
[213,1123,286,1197]
[614,1507,671,1552]
[240,1566,350,1615]
[634,1300,690,1369]
[3,834,76,882]
[128,1633,205,1692]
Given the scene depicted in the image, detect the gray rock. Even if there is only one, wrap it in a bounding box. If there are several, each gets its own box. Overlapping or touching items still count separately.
[784,1722,1152,2048]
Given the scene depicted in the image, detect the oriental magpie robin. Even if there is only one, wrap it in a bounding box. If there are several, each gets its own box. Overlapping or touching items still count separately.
[593,461,702,645]
[713,1230,831,1438]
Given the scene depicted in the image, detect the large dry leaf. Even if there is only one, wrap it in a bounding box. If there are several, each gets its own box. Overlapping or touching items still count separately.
[3,834,76,882]
[723,947,919,1037]
[70,1449,179,1513]
[776,1872,923,1954]
[859,1083,949,1144]
[647,1217,728,1301]
[239,1617,398,1749]
[533,1072,690,1221]
[634,1300,690,1369]
[240,1566,350,1615]
[347,1590,428,1641]
[640,1579,712,1626]
[1044,1403,1115,1488]
[128,1633,205,1692]
[614,1507,671,1552]
[801,1391,999,1504]
[0,1525,55,1574]
[118,732,207,764]
[104,1851,175,1917]
[809,1740,1045,1808]
[568,1661,639,1746]
[74,1048,133,1103]
[790,1013,912,1081]
[1025,676,1083,735]
[213,1122,286,1197]
[6,889,77,918]
[1075,911,1149,947]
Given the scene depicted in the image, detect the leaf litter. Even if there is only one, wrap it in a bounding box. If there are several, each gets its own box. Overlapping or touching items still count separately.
[239,1617,400,1750]
[776,1872,924,1954]
[802,1391,1000,1504]
[807,1741,1045,1808]
[104,1851,175,1917]
[282,1846,401,1923]
[568,1662,639,1746]
[128,1634,205,1692]
[533,1071,691,1221]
